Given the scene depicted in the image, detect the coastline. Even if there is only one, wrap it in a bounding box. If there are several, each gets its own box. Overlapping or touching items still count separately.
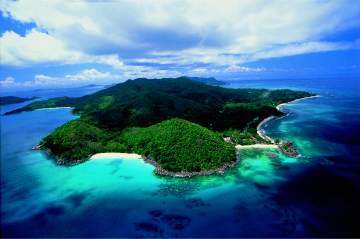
[143,156,240,178]
[35,94,319,178]
[257,94,320,144]
[89,153,240,178]
[256,116,276,143]
[237,94,320,154]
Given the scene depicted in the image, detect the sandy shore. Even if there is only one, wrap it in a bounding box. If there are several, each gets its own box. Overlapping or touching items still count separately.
[237,95,320,150]
[256,116,276,143]
[36,107,73,111]
[90,152,142,160]
[235,144,278,149]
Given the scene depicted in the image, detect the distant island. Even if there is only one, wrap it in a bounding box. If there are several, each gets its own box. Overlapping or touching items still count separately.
[0,96,37,106]
[7,77,314,176]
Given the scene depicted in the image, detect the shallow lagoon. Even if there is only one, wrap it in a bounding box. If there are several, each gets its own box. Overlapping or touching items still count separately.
[1,78,359,237]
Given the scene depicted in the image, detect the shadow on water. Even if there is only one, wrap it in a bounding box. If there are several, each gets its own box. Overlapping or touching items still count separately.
[134,211,192,238]
[273,163,360,237]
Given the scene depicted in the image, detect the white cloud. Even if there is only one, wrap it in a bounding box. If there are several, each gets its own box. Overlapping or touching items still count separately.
[249,41,353,61]
[139,40,355,67]
[0,0,359,74]
[1,69,123,88]
[224,65,265,73]
[0,67,184,89]
[96,55,124,69]
[0,29,124,67]
[0,29,84,66]
[0,76,16,87]
[30,68,122,86]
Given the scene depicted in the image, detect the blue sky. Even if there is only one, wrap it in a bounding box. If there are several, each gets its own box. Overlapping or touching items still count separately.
[1,0,360,89]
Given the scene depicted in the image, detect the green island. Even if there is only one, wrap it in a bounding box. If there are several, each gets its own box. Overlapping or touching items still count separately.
[0,96,37,106]
[7,77,314,176]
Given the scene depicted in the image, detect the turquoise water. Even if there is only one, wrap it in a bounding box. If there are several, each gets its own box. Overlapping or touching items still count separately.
[1,78,360,237]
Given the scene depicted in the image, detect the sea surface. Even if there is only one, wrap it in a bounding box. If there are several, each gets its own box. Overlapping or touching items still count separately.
[1,78,359,237]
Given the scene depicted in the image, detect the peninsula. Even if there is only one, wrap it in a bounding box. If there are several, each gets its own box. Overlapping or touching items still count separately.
[0,96,37,106]
[7,77,314,176]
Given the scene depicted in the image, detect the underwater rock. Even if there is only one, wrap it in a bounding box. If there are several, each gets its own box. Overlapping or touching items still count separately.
[161,214,191,230]
[185,198,207,208]
[135,222,162,233]
[149,210,163,217]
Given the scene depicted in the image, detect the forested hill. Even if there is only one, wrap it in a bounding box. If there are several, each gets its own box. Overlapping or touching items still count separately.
[5,76,313,131]
[7,76,314,172]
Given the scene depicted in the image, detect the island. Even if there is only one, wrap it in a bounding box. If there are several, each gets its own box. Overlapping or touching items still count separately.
[0,96,37,106]
[7,76,314,177]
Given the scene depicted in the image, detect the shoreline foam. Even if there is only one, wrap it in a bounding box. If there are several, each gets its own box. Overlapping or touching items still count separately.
[258,94,320,142]
[256,116,276,143]
[239,94,320,152]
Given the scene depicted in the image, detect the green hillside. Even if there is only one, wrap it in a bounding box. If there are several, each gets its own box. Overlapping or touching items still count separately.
[12,76,313,174]
[118,118,235,172]
[6,77,312,131]
[41,118,235,172]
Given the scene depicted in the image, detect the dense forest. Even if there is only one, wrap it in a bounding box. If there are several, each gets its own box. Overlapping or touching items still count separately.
[6,77,311,131]
[42,118,235,172]
[11,77,313,173]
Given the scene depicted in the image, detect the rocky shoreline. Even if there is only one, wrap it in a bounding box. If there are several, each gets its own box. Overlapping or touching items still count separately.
[278,141,300,157]
[143,156,239,178]
[38,146,89,166]
[32,145,239,178]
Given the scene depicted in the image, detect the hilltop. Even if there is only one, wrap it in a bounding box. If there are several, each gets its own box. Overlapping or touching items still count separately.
[10,77,313,175]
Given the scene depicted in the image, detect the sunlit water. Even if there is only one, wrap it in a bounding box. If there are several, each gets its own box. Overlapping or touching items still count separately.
[1,79,359,237]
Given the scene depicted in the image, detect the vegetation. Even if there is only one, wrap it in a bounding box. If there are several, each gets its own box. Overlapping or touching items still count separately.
[0,96,37,106]
[17,77,313,173]
[41,120,110,161]
[119,118,235,172]
[6,77,313,131]
[222,128,267,145]
[41,118,235,172]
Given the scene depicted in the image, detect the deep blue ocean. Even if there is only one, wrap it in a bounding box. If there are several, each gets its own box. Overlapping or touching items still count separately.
[1,78,359,237]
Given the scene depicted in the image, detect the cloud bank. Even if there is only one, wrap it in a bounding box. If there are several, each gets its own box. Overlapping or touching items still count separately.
[1,0,359,85]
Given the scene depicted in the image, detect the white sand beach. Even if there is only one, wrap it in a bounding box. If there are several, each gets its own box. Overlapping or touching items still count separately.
[235,144,278,149]
[36,107,73,111]
[256,116,276,143]
[90,153,142,160]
